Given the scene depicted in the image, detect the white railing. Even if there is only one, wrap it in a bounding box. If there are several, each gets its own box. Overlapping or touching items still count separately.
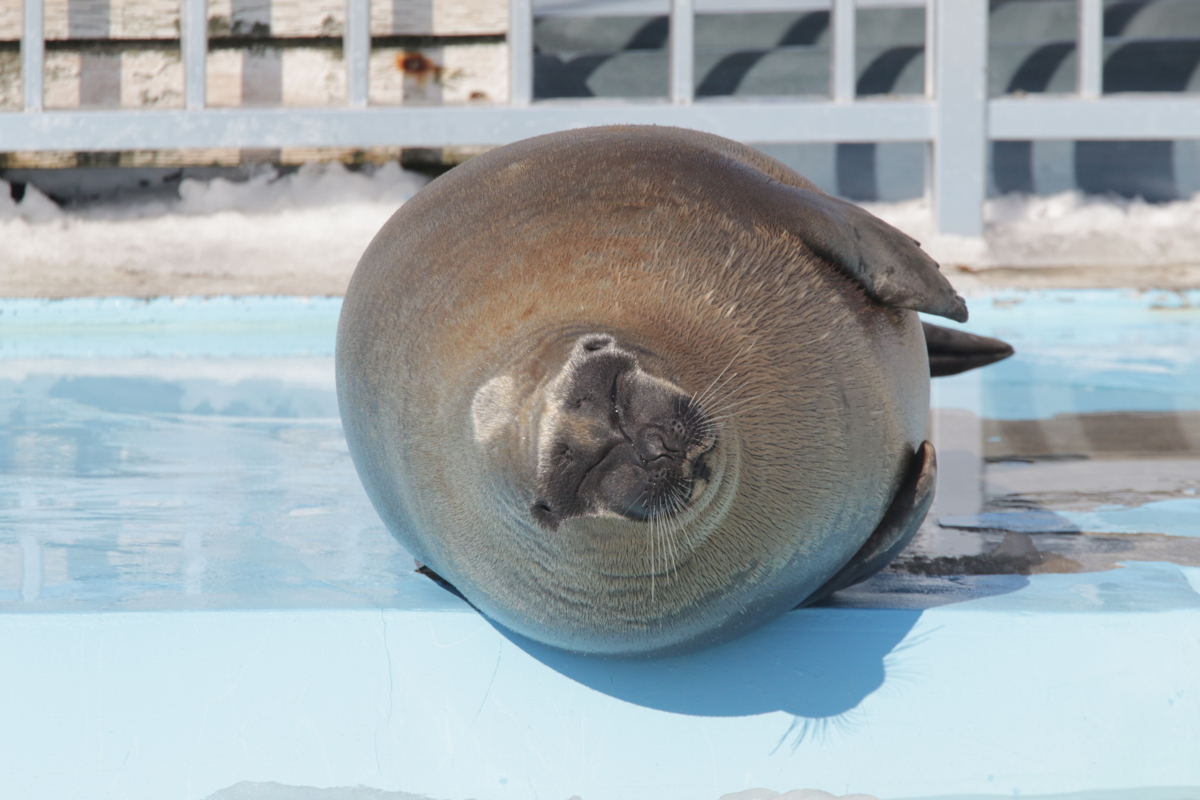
[3,0,1200,235]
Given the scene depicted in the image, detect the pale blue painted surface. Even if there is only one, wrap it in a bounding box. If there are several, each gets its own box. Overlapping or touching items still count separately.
[2,293,1199,799]
[0,296,340,360]
[925,289,1200,419]
[1,563,1198,800]
[943,499,1200,539]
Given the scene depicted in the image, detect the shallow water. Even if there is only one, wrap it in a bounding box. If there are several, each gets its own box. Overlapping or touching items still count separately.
[0,297,435,611]
[902,288,1200,578]
[2,291,1199,612]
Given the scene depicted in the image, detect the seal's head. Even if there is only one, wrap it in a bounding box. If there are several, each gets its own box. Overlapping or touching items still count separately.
[474,333,717,533]
[532,334,716,530]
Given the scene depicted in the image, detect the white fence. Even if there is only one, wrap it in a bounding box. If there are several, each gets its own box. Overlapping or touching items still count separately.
[3,0,1200,235]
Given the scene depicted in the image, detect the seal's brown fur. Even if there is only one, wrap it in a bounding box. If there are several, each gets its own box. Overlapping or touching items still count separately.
[338,126,938,656]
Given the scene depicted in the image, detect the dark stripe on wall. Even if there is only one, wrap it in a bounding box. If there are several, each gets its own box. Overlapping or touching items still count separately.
[778,11,829,47]
[1103,0,1152,37]
[1104,40,1200,93]
[626,17,668,50]
[836,46,923,200]
[534,53,606,98]
[1077,40,1200,200]
[993,41,1075,195]
[696,51,768,97]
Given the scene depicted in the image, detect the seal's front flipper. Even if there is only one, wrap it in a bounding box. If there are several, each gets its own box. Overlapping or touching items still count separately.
[415,562,472,604]
[797,440,936,608]
[762,185,968,322]
[923,322,1014,377]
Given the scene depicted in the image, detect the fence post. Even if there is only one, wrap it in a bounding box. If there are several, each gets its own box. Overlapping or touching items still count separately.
[1077,0,1102,98]
[22,0,43,111]
[345,0,370,107]
[181,0,207,110]
[670,0,694,104]
[510,0,533,106]
[831,0,855,103]
[932,0,987,237]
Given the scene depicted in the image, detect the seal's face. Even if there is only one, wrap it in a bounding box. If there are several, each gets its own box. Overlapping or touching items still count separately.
[530,335,716,530]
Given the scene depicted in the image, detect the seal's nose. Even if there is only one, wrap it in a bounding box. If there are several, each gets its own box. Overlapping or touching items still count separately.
[634,422,685,462]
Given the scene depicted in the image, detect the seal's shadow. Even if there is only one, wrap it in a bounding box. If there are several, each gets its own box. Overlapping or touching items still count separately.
[495,606,917,720]
[489,574,1030,721]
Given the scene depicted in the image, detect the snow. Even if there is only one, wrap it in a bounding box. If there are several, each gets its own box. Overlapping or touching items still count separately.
[0,162,428,297]
[866,191,1200,273]
[2,158,1196,298]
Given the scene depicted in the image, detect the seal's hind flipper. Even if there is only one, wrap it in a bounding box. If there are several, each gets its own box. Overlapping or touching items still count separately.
[797,440,936,607]
[923,322,1014,377]
[765,186,969,322]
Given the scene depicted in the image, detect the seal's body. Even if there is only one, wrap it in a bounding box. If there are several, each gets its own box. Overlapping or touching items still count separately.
[337,126,1009,657]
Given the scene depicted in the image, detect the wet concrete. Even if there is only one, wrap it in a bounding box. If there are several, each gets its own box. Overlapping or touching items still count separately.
[5,292,1200,608]
[892,289,1200,581]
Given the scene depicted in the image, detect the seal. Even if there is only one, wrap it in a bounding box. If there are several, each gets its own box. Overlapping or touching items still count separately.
[337,125,1012,658]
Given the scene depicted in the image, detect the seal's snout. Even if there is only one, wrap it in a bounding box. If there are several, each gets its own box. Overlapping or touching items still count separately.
[530,334,718,530]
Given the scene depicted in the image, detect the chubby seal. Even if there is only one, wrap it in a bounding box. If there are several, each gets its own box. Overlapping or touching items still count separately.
[337,125,1010,658]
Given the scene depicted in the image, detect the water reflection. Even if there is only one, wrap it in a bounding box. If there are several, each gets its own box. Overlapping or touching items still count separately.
[905,290,1200,577]
[0,357,430,610]
[5,291,1200,615]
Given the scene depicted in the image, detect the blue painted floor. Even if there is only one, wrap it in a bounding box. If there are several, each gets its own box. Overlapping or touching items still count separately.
[2,292,1199,800]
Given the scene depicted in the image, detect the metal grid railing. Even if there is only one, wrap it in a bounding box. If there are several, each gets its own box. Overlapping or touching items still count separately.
[4,0,1200,235]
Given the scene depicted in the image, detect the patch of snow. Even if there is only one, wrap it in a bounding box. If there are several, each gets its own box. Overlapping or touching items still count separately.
[0,162,428,297]
[864,191,1200,271]
[0,183,64,224]
[3,159,1196,297]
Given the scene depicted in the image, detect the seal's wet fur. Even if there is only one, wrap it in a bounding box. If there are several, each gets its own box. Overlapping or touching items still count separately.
[337,126,997,657]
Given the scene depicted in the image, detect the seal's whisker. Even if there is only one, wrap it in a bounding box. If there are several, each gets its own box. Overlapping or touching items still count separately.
[691,338,757,409]
[692,339,761,412]
[694,370,739,413]
[650,493,665,597]
[701,389,776,418]
[694,378,758,424]
[662,484,689,581]
[628,485,656,599]
[691,353,739,409]
[659,497,676,578]
[695,403,763,431]
[702,404,770,425]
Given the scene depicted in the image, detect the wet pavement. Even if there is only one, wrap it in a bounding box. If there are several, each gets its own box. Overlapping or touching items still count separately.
[3,291,1200,611]
[0,297,434,611]
[890,289,1200,584]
